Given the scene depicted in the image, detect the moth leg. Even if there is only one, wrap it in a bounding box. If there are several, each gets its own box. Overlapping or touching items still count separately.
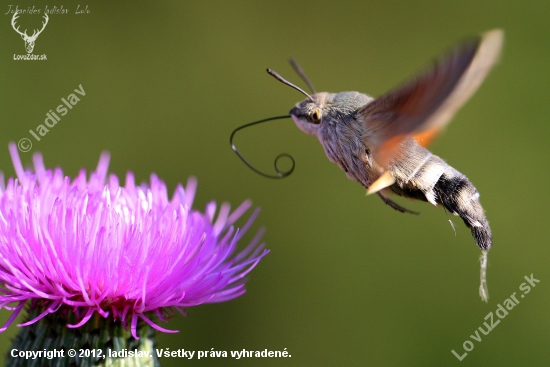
[376,192,419,215]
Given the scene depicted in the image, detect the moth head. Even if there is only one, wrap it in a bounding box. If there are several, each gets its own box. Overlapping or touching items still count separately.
[290,96,327,136]
[266,64,328,137]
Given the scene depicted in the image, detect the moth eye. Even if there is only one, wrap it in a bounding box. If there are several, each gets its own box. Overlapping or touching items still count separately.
[308,108,322,124]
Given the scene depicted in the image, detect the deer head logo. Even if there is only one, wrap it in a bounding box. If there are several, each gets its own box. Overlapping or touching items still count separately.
[11,12,49,54]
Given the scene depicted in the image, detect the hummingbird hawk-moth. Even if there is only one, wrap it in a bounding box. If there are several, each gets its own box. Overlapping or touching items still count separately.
[231,29,503,301]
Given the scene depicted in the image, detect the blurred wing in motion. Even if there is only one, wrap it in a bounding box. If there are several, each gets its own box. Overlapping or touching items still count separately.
[359,29,503,171]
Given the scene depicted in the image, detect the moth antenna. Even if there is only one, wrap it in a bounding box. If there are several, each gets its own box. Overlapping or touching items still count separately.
[289,58,317,94]
[230,115,295,179]
[267,69,314,101]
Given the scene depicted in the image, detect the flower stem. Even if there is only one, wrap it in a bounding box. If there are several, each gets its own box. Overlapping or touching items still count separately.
[6,306,161,367]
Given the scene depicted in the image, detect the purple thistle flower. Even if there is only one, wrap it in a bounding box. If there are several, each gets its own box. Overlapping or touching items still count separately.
[0,143,268,339]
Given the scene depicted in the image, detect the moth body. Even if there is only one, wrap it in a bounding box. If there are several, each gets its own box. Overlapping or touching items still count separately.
[291,91,492,250]
[231,29,503,301]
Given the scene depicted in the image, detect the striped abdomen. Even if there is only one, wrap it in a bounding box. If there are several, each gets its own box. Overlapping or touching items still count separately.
[387,137,492,250]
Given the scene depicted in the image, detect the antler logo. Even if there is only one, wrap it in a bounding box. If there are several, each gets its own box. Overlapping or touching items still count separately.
[11,12,49,54]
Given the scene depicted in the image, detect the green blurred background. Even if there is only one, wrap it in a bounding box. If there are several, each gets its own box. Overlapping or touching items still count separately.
[0,0,548,366]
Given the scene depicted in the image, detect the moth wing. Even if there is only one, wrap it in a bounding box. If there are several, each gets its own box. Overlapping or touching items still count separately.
[358,29,503,169]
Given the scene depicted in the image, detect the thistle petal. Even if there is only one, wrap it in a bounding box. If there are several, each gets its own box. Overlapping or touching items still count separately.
[0,143,268,336]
